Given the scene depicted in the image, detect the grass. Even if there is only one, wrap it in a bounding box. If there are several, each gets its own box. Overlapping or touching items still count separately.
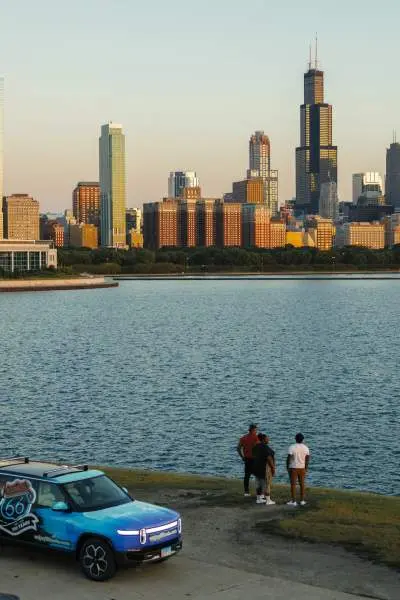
[101,466,400,570]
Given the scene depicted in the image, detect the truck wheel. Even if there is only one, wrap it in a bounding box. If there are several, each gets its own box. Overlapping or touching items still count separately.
[79,537,116,581]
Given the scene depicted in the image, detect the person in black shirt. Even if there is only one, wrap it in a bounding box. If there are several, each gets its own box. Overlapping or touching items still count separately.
[252,433,276,505]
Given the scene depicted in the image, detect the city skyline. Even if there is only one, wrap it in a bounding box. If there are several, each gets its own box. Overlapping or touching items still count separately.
[1,1,400,211]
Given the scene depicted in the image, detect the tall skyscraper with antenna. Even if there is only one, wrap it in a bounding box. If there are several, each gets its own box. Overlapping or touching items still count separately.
[295,41,337,214]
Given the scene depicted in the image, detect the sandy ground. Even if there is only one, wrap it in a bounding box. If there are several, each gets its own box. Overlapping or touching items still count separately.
[0,487,399,600]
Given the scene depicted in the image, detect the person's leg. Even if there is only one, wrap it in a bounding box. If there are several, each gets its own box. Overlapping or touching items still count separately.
[244,458,253,494]
[256,477,266,503]
[299,469,306,501]
[290,468,297,501]
[265,466,271,497]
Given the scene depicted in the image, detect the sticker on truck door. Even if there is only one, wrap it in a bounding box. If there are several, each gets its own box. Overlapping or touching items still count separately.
[0,478,39,536]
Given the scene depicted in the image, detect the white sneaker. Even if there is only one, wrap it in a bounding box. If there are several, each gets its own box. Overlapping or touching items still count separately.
[287,500,298,507]
[256,496,266,504]
[265,498,276,505]
[244,493,251,497]
[300,500,307,506]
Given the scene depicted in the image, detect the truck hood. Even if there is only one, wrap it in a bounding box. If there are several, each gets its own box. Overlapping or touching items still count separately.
[81,500,179,531]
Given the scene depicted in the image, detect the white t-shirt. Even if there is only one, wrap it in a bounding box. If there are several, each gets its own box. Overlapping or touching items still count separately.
[288,443,310,469]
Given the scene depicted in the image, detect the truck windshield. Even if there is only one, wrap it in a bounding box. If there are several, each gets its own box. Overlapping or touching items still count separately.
[63,475,131,511]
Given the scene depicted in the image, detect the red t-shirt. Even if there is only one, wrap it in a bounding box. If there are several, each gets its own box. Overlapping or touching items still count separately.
[239,431,258,458]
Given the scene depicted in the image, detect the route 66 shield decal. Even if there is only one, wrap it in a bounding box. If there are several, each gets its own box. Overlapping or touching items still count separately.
[0,479,39,536]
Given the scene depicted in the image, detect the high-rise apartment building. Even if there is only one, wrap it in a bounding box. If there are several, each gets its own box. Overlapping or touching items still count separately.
[99,123,126,248]
[296,52,338,214]
[178,200,197,247]
[385,141,400,210]
[215,202,242,247]
[3,194,40,240]
[168,171,199,198]
[0,78,3,239]
[248,132,279,215]
[319,181,338,220]
[73,182,100,226]
[40,217,64,247]
[143,200,178,249]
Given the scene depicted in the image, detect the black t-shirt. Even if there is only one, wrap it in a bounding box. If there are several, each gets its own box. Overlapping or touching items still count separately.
[252,443,275,477]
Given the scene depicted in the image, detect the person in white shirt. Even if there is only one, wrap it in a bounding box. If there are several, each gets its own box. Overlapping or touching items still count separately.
[286,433,310,507]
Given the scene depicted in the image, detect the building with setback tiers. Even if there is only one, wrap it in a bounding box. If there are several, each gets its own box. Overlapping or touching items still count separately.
[295,47,337,214]
[386,140,400,210]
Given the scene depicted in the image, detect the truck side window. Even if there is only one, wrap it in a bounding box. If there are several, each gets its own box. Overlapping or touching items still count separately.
[36,482,65,508]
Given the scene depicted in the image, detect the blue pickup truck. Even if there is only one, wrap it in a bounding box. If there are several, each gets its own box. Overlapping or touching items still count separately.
[0,457,182,580]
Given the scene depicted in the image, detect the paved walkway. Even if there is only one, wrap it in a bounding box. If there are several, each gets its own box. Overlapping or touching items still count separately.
[0,548,371,600]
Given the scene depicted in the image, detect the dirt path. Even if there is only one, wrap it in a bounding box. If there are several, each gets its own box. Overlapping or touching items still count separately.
[143,488,400,600]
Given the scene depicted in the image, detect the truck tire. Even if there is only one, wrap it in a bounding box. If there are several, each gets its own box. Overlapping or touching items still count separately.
[79,537,116,581]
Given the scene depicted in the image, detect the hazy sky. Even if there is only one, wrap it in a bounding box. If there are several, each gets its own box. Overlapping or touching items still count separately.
[1,0,399,212]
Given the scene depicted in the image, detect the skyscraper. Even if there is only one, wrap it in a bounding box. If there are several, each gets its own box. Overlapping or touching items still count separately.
[248,131,279,215]
[295,48,337,214]
[319,181,338,220]
[73,182,100,226]
[168,171,199,198]
[0,78,4,239]
[386,140,400,210]
[99,123,126,248]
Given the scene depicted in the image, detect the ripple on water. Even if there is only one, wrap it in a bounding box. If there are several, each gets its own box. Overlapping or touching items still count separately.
[0,280,399,495]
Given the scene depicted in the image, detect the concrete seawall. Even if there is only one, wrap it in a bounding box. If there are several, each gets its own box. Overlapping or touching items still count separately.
[0,277,118,292]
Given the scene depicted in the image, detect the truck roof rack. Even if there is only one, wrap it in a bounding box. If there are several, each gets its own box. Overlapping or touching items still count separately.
[43,464,89,478]
[0,456,29,468]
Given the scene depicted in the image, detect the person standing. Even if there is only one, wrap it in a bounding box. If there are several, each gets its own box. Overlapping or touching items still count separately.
[286,433,310,506]
[237,423,258,496]
[252,434,276,505]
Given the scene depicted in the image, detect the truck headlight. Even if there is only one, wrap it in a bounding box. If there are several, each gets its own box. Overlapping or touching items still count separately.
[117,529,140,536]
[178,518,182,534]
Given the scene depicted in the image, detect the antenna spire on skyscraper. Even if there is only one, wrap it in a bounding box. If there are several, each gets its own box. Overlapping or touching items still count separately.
[315,33,319,69]
[308,43,312,70]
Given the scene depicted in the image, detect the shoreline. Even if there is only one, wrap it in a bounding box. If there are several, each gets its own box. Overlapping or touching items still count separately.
[102,465,400,571]
[0,276,119,293]
[112,270,400,280]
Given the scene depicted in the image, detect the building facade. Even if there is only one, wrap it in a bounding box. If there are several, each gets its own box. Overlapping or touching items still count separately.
[0,240,57,272]
[196,199,216,247]
[40,217,64,248]
[143,200,178,249]
[305,216,335,250]
[336,222,385,249]
[69,223,98,249]
[385,141,400,210]
[73,182,100,226]
[99,123,126,248]
[383,214,400,247]
[232,178,264,204]
[168,171,199,198]
[295,58,338,214]
[319,181,338,220]
[3,194,40,240]
[248,131,279,215]
[215,202,242,247]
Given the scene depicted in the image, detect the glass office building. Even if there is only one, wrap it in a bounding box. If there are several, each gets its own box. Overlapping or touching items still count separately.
[0,240,57,273]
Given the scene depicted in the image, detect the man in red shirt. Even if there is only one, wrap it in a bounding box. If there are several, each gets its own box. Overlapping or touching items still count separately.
[237,423,258,496]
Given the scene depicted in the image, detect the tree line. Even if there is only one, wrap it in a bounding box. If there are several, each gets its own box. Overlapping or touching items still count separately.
[55,245,400,274]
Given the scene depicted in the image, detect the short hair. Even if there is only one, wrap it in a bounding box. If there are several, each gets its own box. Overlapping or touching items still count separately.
[257,433,263,441]
[249,423,258,431]
[295,433,304,443]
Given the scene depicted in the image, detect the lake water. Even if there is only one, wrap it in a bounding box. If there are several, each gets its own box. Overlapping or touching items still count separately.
[1,278,399,495]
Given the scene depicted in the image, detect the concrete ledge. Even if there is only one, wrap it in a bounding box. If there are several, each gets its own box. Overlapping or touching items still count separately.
[0,277,118,292]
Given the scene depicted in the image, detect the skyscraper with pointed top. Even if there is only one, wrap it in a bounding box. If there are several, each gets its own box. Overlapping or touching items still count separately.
[295,43,337,214]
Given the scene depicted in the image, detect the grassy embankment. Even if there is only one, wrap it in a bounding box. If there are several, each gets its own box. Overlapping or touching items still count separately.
[103,466,400,570]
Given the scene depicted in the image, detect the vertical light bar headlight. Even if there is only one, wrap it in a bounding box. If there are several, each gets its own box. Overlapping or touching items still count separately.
[139,528,147,544]
[178,518,182,534]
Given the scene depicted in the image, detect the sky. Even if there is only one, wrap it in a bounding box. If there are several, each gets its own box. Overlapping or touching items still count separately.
[1,0,400,212]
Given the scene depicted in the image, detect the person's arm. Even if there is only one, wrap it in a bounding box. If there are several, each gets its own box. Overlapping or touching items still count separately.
[305,454,310,472]
[236,441,245,461]
[286,453,292,472]
[267,455,275,476]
